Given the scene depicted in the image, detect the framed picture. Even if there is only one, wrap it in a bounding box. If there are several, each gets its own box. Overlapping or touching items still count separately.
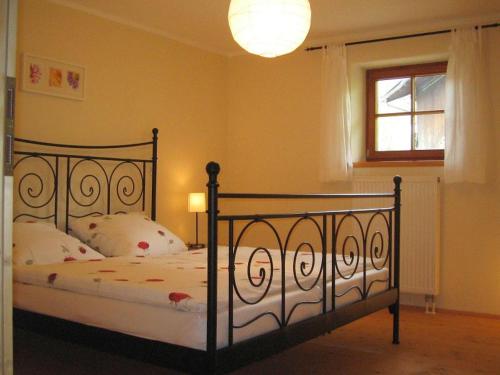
[21,54,86,100]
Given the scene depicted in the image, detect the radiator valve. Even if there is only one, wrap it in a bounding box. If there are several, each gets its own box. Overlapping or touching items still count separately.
[425,294,436,314]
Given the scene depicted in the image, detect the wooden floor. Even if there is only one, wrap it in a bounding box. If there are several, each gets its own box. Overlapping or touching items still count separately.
[14,307,500,374]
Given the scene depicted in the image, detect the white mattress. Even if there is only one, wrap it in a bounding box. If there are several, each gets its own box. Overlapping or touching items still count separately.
[14,264,388,350]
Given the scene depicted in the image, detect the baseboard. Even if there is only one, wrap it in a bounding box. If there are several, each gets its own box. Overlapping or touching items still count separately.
[434,308,500,320]
[400,304,500,319]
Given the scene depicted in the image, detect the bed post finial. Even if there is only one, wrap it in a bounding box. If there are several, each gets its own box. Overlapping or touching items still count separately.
[151,128,159,220]
[206,161,220,177]
[392,175,402,345]
[206,161,220,371]
[393,175,402,187]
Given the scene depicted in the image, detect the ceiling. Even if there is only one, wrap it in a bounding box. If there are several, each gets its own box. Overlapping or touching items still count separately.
[50,0,500,56]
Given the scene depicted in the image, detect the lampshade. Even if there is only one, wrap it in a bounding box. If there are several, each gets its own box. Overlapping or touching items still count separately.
[188,193,206,213]
[228,0,311,58]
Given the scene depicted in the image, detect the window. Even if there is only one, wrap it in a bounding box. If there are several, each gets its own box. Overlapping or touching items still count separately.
[366,62,447,161]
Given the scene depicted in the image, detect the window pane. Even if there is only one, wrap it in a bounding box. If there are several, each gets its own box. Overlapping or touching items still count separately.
[376,115,412,151]
[414,113,445,150]
[415,74,446,111]
[376,78,411,114]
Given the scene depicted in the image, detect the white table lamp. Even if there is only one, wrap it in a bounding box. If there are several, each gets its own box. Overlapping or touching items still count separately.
[188,192,206,249]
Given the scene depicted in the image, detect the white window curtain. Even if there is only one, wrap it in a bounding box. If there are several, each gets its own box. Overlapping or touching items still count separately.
[319,44,353,182]
[444,28,491,184]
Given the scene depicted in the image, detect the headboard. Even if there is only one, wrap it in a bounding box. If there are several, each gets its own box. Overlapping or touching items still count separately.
[13,128,158,232]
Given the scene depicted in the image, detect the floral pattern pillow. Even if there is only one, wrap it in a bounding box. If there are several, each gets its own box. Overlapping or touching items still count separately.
[13,222,105,265]
[69,212,187,257]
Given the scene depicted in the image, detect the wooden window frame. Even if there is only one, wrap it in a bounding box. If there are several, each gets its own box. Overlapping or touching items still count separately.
[366,62,447,161]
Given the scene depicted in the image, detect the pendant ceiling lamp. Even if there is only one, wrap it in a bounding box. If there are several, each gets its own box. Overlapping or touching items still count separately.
[228,0,311,58]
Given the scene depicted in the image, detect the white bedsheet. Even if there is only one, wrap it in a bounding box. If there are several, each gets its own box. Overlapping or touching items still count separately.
[14,247,390,349]
[14,246,386,313]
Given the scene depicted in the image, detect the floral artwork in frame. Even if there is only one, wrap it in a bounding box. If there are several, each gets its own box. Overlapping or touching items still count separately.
[22,54,85,100]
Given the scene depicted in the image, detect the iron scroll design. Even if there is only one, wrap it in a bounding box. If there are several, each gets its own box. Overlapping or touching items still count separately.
[13,154,58,223]
[205,162,401,356]
[228,215,326,338]
[224,209,392,345]
[66,158,146,225]
[332,211,392,306]
[13,129,159,229]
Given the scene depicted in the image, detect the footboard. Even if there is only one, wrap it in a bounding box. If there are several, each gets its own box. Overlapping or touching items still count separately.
[205,162,402,373]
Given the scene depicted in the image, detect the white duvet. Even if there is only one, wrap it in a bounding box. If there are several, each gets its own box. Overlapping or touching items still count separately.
[14,247,386,314]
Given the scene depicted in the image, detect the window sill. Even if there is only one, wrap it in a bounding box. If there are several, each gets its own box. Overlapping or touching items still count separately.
[353,160,444,168]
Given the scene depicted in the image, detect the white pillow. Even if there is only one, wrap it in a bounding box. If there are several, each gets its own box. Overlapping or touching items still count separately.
[69,212,187,257]
[13,222,105,265]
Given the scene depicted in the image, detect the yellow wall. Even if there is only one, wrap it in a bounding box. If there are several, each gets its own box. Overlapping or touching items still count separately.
[16,0,228,242]
[226,30,500,315]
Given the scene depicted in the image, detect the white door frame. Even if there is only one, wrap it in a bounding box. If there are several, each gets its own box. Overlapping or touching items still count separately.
[1,0,17,373]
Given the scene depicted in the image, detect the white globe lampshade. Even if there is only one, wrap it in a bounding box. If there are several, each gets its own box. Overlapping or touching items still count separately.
[228,0,311,58]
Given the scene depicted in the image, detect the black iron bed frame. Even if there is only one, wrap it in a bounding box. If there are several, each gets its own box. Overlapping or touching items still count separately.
[12,129,158,226]
[12,128,402,374]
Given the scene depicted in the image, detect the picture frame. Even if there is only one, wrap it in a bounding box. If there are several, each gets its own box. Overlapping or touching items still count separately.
[21,54,86,101]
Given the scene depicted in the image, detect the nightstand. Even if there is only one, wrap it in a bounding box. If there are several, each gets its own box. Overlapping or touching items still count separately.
[186,243,206,250]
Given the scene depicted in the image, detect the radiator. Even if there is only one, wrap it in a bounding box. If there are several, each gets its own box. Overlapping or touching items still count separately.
[353,176,441,296]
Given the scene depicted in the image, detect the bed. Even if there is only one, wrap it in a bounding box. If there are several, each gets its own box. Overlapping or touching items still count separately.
[12,128,402,374]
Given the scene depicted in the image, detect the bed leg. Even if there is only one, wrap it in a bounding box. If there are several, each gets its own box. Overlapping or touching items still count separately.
[392,176,401,345]
[392,301,400,345]
[206,162,220,374]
